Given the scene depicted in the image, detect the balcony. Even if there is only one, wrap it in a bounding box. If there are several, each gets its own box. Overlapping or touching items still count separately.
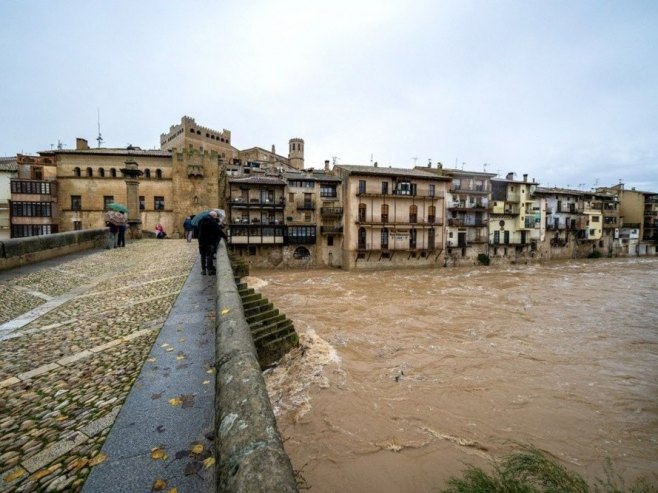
[320,207,343,217]
[296,200,316,211]
[448,202,488,211]
[357,191,444,199]
[230,197,285,210]
[356,218,443,227]
[320,226,344,234]
[228,224,285,245]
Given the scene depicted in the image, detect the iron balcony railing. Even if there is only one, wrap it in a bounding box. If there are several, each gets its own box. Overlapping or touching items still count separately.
[320,207,343,216]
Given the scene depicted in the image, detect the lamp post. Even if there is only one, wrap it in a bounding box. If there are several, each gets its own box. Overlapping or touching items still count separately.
[120,157,143,239]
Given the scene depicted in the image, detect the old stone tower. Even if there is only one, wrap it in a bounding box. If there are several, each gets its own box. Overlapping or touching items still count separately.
[288,138,304,171]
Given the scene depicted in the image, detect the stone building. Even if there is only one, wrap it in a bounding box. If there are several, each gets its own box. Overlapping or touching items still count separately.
[421,166,496,265]
[334,164,450,270]
[534,187,617,259]
[39,139,172,236]
[598,184,658,256]
[8,154,58,237]
[0,157,18,233]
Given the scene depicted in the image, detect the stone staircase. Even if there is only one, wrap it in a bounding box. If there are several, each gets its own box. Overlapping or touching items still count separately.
[235,278,299,368]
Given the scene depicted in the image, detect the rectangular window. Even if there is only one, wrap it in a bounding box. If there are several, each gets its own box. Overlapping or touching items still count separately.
[154,196,165,210]
[429,184,435,197]
[381,181,388,194]
[592,216,600,222]
[10,180,52,194]
[289,193,295,203]
[327,236,334,246]
[320,184,337,198]
[71,195,81,211]
[139,196,145,210]
[358,180,366,194]
[11,201,52,217]
[103,196,114,209]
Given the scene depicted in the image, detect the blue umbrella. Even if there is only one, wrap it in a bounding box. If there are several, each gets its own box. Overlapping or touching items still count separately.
[191,209,225,226]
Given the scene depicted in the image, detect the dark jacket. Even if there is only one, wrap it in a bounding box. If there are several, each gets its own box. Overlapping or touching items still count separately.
[183,218,193,231]
[197,217,227,246]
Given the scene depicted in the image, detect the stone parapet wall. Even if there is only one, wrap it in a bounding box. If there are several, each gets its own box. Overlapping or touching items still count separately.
[214,241,297,493]
[0,229,107,271]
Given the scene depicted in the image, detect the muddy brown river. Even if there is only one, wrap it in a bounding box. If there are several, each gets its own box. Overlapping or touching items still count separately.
[250,258,658,492]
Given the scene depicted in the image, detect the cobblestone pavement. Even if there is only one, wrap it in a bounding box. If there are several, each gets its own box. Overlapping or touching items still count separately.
[0,240,198,492]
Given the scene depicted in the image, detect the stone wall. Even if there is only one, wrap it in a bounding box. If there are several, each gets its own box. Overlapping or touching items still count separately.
[214,241,298,493]
[0,229,107,271]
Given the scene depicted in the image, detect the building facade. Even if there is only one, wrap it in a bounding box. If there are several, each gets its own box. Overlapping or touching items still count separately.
[488,173,544,262]
[335,164,450,270]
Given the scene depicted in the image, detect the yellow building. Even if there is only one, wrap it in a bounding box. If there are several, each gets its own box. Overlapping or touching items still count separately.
[489,172,543,260]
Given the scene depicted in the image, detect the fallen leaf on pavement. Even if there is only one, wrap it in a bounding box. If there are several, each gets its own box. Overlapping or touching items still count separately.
[89,453,108,466]
[151,447,168,460]
[203,457,216,469]
[152,478,167,490]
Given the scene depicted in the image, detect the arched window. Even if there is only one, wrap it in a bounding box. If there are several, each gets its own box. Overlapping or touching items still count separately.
[381,204,389,223]
[86,167,93,177]
[358,203,367,222]
[409,204,418,223]
[358,227,367,250]
[144,169,151,178]
[428,205,436,224]
[155,169,163,179]
[99,168,105,177]
[110,168,117,177]
[73,167,81,177]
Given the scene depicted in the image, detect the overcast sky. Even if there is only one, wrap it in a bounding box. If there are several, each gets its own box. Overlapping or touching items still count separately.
[1,0,656,191]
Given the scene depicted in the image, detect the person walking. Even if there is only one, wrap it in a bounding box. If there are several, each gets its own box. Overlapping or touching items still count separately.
[197,211,226,275]
[183,215,194,242]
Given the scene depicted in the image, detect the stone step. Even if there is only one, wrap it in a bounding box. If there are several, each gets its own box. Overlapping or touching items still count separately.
[244,302,274,318]
[239,287,256,297]
[252,318,293,341]
[249,313,286,333]
[240,292,263,304]
[242,297,270,312]
[246,308,280,325]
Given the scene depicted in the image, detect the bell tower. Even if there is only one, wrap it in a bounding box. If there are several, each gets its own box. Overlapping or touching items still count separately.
[288,138,304,170]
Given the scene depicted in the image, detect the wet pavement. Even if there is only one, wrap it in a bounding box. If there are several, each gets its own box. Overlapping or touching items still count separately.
[0,239,215,492]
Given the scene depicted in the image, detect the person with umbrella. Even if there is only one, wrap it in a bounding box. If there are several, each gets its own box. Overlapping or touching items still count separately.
[197,210,227,275]
[104,210,126,249]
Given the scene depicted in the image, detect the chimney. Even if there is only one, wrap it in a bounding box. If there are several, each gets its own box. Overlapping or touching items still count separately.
[523,173,528,182]
[324,159,330,171]
[76,138,89,150]
[271,144,276,154]
[506,172,514,180]
[374,162,378,167]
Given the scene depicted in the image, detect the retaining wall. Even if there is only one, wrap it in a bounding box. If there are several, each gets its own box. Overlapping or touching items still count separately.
[214,241,298,493]
[0,229,108,271]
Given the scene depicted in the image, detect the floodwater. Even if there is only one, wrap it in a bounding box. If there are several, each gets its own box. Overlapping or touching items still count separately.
[251,258,658,492]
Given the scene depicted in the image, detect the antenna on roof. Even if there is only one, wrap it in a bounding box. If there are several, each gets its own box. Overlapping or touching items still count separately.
[411,156,418,166]
[332,156,340,165]
[483,163,488,172]
[57,140,63,150]
[96,108,104,148]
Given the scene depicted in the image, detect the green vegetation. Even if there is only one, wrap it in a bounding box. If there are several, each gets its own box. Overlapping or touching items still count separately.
[442,447,656,493]
[477,253,491,266]
[588,250,603,259]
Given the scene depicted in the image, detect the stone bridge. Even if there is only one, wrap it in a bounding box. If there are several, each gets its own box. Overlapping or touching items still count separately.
[0,231,298,492]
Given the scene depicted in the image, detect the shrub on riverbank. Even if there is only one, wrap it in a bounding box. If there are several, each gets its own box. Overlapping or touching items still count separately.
[442,446,656,493]
[477,253,491,265]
